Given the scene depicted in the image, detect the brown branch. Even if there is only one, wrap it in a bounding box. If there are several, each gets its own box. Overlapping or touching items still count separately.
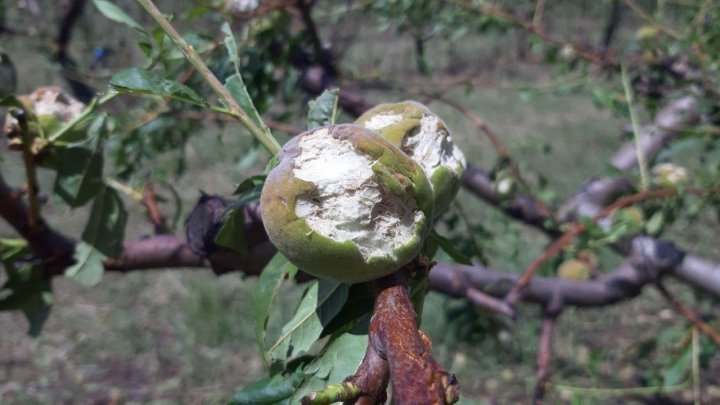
[462,165,558,236]
[449,0,617,68]
[534,306,561,405]
[430,95,554,219]
[14,109,41,230]
[141,183,168,234]
[504,187,689,305]
[343,338,390,405]
[0,172,75,274]
[656,281,720,347]
[369,271,458,404]
[610,96,699,172]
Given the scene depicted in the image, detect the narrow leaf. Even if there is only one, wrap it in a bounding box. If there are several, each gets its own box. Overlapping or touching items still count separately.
[663,345,692,387]
[92,0,144,33]
[291,332,367,403]
[268,280,348,361]
[224,73,271,134]
[230,371,305,405]
[253,253,298,364]
[65,186,127,286]
[221,22,240,74]
[110,67,208,106]
[0,262,52,337]
[428,230,473,265]
[215,175,266,253]
[307,88,339,130]
[214,206,247,255]
[53,116,106,207]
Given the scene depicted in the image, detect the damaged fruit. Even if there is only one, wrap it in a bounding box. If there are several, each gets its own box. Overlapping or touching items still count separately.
[260,124,434,283]
[356,101,466,216]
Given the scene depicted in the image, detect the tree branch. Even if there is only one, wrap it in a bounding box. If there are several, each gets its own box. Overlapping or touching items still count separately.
[368,272,459,404]
[656,281,720,347]
[534,306,561,404]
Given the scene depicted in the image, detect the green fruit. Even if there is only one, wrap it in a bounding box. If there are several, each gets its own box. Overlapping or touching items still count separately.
[557,259,591,281]
[356,101,466,217]
[260,124,434,283]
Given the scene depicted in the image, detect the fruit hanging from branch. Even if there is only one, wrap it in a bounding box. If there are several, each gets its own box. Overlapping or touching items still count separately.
[356,101,466,217]
[260,123,435,283]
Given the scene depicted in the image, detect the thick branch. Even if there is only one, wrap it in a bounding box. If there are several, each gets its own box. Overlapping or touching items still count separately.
[369,272,458,404]
[610,96,699,171]
[0,172,75,274]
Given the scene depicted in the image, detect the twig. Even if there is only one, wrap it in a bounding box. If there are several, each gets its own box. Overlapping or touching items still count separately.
[532,0,546,28]
[466,288,516,319]
[692,327,700,405]
[622,0,682,40]
[503,187,702,306]
[134,0,281,155]
[142,183,168,234]
[534,306,561,405]
[656,281,720,347]
[300,382,361,405]
[432,95,554,218]
[621,62,649,190]
[174,110,301,134]
[13,109,41,230]
[343,342,390,405]
[449,0,616,68]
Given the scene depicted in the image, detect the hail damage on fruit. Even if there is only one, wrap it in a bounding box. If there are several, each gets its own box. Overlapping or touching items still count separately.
[260,124,434,283]
[357,101,466,215]
[293,128,422,260]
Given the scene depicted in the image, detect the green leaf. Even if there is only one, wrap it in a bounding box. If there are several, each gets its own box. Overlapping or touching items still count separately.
[307,89,339,130]
[92,0,145,33]
[663,345,692,387]
[268,280,349,361]
[110,67,208,107]
[214,175,266,253]
[214,205,247,255]
[53,116,107,207]
[0,261,52,337]
[646,210,665,236]
[254,253,298,364]
[230,371,305,405]
[291,332,368,402]
[427,230,473,265]
[0,94,21,108]
[224,73,271,134]
[233,174,266,195]
[65,186,127,286]
[320,283,374,338]
[221,22,240,74]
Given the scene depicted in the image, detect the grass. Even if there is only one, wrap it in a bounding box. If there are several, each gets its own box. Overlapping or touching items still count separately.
[1,2,719,404]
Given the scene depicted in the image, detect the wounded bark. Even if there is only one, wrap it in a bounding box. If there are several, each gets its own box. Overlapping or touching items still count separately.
[312,270,458,405]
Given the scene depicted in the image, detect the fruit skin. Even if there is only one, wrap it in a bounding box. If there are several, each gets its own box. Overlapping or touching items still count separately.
[557,259,591,281]
[260,124,434,284]
[356,101,466,217]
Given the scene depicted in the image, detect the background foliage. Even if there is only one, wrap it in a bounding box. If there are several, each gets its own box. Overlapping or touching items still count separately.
[0,0,719,403]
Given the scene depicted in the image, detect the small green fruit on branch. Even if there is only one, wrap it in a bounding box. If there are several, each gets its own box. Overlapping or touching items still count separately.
[260,124,434,283]
[356,101,466,216]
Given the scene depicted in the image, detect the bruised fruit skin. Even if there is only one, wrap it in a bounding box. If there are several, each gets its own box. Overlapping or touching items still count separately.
[356,101,466,216]
[260,124,434,283]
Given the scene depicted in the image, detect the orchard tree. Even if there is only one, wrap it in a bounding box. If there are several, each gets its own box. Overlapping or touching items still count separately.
[1,0,719,403]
